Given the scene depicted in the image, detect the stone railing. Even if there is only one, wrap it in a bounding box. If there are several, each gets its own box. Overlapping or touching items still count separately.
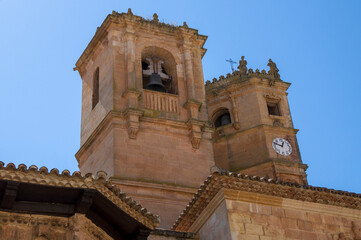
[143,89,179,113]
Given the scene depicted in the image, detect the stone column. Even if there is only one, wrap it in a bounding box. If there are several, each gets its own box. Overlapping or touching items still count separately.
[228,92,240,129]
[125,32,137,90]
[183,46,196,100]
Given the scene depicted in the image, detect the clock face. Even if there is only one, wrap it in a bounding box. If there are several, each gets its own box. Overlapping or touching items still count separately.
[272,138,292,156]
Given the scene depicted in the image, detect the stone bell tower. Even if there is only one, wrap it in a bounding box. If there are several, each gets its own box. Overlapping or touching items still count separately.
[206,57,308,185]
[74,9,214,228]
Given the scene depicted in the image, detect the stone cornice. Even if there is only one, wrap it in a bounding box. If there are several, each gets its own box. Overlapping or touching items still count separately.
[74,10,208,73]
[206,76,291,99]
[172,171,361,231]
[232,158,308,172]
[223,189,361,220]
[205,57,289,91]
[212,124,298,142]
[76,111,124,161]
[76,110,210,161]
[74,15,112,75]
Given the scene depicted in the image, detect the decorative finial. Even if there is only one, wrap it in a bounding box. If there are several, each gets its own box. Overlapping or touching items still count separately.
[183,21,188,28]
[127,8,133,15]
[237,56,247,75]
[153,13,159,23]
[267,58,280,79]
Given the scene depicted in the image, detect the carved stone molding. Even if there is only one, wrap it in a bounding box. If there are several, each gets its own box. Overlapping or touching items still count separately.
[264,93,281,102]
[124,108,144,139]
[187,119,204,149]
[71,214,113,240]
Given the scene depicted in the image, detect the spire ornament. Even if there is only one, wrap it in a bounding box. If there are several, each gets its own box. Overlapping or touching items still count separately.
[267,59,280,79]
[152,13,159,23]
[237,56,247,75]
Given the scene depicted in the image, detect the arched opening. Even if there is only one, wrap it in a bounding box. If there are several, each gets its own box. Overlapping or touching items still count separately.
[213,108,232,128]
[141,47,177,94]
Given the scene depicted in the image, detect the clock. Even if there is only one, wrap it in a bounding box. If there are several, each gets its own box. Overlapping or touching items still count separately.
[272,138,292,156]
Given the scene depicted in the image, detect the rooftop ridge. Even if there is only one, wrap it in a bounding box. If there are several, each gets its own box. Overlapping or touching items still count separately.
[172,170,361,231]
[0,161,160,228]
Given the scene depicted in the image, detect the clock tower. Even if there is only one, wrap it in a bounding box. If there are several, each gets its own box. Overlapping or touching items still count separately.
[206,57,308,184]
[74,10,214,228]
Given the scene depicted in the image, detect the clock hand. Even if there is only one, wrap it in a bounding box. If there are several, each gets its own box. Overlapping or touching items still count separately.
[274,143,282,147]
[281,142,284,147]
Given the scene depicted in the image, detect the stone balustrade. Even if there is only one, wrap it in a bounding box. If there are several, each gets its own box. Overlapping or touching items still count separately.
[143,89,179,113]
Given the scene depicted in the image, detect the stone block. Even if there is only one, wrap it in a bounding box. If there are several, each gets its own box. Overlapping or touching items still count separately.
[263,225,284,237]
[250,203,272,215]
[271,206,285,217]
[284,229,317,240]
[297,220,313,231]
[245,223,264,235]
[260,236,273,240]
[229,201,250,212]
[281,217,298,229]
[284,209,306,220]
[306,212,322,223]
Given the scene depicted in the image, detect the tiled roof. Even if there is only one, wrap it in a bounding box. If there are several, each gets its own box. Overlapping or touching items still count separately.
[172,171,361,232]
[0,161,159,229]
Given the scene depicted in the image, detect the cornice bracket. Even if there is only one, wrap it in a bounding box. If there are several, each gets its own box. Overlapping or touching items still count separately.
[0,181,20,209]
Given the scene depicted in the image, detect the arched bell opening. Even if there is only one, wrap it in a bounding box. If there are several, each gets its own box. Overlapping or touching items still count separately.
[213,108,232,128]
[141,47,178,94]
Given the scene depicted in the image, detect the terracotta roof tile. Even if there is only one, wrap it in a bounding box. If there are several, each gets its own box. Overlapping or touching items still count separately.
[0,161,160,229]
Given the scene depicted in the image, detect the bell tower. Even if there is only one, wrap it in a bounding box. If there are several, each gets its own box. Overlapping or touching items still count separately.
[74,10,214,228]
[206,57,308,185]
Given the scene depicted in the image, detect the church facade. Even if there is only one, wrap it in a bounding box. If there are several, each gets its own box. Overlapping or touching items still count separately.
[0,10,360,240]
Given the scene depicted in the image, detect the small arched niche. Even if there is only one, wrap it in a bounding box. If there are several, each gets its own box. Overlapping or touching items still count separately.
[141,47,178,94]
[213,108,232,128]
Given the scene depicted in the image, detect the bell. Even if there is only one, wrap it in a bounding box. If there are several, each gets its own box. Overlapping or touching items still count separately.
[220,114,231,126]
[146,73,166,93]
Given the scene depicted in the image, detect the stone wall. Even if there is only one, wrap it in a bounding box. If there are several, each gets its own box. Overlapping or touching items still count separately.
[197,200,232,240]
[227,199,361,239]
[196,189,361,240]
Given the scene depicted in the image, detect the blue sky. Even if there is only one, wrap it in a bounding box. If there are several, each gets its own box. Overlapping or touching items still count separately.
[0,0,360,193]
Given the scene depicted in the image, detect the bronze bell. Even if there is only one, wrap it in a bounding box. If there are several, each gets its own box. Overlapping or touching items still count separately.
[146,73,166,93]
[220,113,231,126]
